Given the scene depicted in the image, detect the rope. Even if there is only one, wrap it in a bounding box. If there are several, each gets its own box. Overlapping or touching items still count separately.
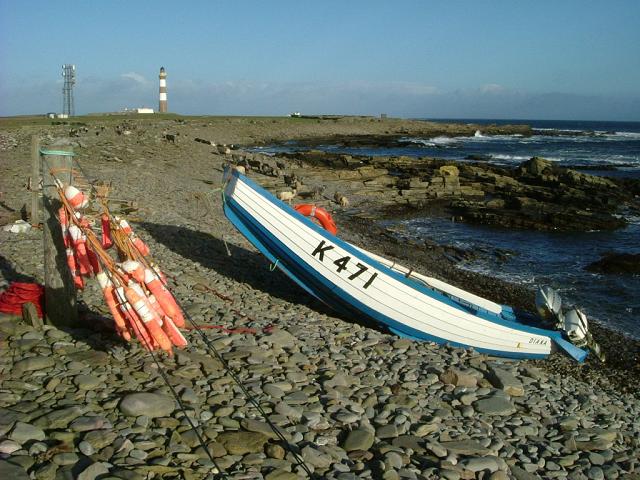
[46,157,315,478]
[144,347,225,478]
[39,149,76,156]
[43,156,227,477]
[222,235,232,257]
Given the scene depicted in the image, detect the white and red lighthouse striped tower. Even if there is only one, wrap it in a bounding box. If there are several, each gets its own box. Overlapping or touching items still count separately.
[159,67,167,113]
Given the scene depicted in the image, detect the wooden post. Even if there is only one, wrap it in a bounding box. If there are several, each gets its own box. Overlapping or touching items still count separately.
[30,136,41,224]
[22,302,43,330]
[42,147,78,327]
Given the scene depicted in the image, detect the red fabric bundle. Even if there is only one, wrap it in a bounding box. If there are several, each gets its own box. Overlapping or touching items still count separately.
[0,282,45,317]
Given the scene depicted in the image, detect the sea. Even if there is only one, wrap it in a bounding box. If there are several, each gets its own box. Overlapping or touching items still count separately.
[254,119,640,338]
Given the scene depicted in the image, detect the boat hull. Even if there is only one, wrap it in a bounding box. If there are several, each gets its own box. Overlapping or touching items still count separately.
[222,169,587,361]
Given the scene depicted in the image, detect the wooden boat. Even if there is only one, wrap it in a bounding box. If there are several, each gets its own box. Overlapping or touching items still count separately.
[222,168,589,361]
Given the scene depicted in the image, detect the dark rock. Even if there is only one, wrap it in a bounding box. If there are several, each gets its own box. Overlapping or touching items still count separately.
[465,154,493,161]
[585,253,640,275]
[34,406,85,429]
[473,396,516,416]
[0,460,29,479]
[485,366,524,396]
[215,431,270,455]
[12,356,54,373]
[439,368,478,388]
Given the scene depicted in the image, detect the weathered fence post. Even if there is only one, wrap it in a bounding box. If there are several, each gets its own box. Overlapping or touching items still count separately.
[30,136,41,224]
[41,147,78,327]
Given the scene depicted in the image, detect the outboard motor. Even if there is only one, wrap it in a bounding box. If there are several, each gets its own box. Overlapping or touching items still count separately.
[535,286,563,323]
[561,308,589,347]
[561,307,606,362]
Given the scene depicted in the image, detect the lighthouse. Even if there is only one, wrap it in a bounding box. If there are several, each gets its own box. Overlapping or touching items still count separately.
[159,67,167,113]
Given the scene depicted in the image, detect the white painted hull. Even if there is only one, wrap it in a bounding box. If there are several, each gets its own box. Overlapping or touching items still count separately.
[222,170,587,361]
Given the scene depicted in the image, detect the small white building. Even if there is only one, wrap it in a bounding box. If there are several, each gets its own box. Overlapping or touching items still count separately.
[122,107,154,114]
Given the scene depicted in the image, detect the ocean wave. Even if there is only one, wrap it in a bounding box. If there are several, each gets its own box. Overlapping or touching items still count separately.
[402,136,460,146]
[403,133,526,146]
[612,131,640,139]
[533,128,640,141]
[490,154,563,162]
[534,127,585,132]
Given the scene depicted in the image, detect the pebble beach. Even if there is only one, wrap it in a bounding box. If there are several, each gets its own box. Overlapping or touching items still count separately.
[1,115,639,480]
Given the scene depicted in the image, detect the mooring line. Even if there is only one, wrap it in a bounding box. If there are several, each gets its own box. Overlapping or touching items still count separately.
[42,156,228,478]
[46,154,315,478]
[144,346,226,478]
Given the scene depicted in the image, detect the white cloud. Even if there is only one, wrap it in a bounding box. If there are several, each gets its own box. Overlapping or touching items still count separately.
[480,83,507,94]
[1,74,639,120]
[120,72,150,85]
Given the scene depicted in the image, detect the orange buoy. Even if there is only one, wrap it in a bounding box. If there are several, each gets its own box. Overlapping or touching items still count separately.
[117,218,150,256]
[115,287,155,350]
[144,268,185,328]
[87,249,102,274]
[130,234,150,256]
[101,214,113,249]
[64,185,88,209]
[65,247,84,289]
[68,225,92,276]
[161,316,188,348]
[294,204,338,235]
[147,286,187,348]
[121,260,146,284]
[148,293,168,319]
[97,272,130,340]
[58,207,70,248]
[124,284,173,354]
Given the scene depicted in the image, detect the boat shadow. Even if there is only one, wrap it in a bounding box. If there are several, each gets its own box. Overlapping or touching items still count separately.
[138,222,386,333]
[138,222,325,309]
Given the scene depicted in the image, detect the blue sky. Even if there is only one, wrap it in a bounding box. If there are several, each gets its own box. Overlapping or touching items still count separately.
[1,1,639,120]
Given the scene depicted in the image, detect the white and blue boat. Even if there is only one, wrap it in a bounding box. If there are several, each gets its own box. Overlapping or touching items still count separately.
[222,168,593,362]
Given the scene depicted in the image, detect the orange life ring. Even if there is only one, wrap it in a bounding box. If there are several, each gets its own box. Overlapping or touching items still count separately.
[294,204,338,235]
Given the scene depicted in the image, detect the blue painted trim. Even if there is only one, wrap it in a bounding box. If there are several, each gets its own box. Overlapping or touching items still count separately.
[223,169,587,361]
[228,170,553,336]
[224,195,544,359]
[223,203,321,301]
[229,171,556,334]
[547,332,589,362]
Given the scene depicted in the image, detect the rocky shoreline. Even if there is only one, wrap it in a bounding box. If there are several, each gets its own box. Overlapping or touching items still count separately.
[1,116,639,479]
[264,148,639,233]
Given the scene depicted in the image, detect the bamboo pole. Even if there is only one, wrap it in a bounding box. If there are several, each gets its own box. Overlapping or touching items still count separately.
[42,147,78,327]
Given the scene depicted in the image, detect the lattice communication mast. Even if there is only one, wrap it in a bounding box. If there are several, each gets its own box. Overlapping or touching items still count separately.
[62,64,76,116]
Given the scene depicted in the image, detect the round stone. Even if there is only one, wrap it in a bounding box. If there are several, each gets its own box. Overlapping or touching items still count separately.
[342,429,375,452]
[9,422,46,443]
[74,375,101,390]
[119,393,176,418]
[78,441,94,456]
[587,466,605,480]
[52,452,79,466]
[0,439,22,454]
[13,356,54,373]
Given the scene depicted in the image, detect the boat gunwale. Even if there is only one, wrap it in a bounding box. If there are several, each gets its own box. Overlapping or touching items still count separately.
[222,169,587,360]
